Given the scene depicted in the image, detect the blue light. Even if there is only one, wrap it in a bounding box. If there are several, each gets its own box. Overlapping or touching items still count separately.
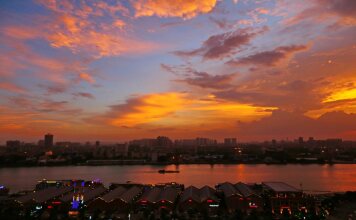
[72,200,79,209]
[0,186,4,189]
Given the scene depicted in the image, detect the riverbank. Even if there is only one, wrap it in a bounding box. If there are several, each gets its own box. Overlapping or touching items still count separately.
[0,159,355,168]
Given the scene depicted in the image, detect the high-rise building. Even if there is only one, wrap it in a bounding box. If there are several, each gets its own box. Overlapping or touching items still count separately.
[224,138,237,147]
[6,140,21,153]
[6,140,21,148]
[156,136,172,147]
[44,133,54,147]
[196,137,217,146]
[298,137,304,145]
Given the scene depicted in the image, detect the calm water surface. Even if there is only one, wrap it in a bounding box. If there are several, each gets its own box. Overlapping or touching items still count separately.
[0,164,355,193]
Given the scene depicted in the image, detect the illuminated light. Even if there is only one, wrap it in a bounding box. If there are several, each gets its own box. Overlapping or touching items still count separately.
[161,200,165,203]
[249,202,258,208]
[239,198,244,201]
[160,206,167,209]
[0,186,4,189]
[188,199,192,203]
[280,206,291,215]
[140,200,147,204]
[209,204,219,207]
[47,205,53,209]
[207,199,213,203]
[68,211,79,216]
[35,205,42,210]
[52,201,61,205]
[300,206,308,213]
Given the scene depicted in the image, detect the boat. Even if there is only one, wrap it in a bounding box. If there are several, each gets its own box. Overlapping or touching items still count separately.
[158,169,180,174]
[0,185,9,196]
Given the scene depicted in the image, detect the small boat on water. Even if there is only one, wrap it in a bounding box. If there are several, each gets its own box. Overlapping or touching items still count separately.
[0,185,9,196]
[158,169,180,174]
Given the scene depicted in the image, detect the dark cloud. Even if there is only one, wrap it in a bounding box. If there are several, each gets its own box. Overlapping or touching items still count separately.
[238,110,356,140]
[322,0,356,18]
[160,20,185,28]
[72,92,95,99]
[160,63,178,75]
[227,45,308,66]
[37,100,69,112]
[38,84,67,94]
[174,27,268,60]
[214,79,320,112]
[176,71,237,90]
[209,16,235,29]
[8,96,82,115]
[287,0,356,26]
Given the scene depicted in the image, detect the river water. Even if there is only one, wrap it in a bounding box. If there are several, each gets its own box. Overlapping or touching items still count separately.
[0,164,355,193]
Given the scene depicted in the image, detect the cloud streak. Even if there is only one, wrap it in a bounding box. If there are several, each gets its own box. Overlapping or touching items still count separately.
[228,45,309,66]
[176,71,237,90]
[174,27,268,60]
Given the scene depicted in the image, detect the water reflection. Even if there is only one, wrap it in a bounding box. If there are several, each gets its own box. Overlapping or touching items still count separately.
[0,164,355,193]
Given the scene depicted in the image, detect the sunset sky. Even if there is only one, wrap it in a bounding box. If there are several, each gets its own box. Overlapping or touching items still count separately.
[0,0,355,143]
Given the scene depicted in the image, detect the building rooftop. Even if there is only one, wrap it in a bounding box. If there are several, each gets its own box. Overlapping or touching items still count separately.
[59,186,107,203]
[139,187,162,203]
[180,186,200,203]
[158,187,178,203]
[83,186,107,202]
[199,185,218,202]
[218,182,241,198]
[262,182,300,193]
[235,182,258,198]
[15,186,72,204]
[101,186,126,203]
[119,186,142,203]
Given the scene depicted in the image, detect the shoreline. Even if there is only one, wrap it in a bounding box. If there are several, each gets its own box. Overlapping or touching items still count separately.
[0,161,355,168]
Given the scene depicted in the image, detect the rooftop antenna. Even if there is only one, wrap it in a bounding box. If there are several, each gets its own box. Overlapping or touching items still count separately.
[300,182,303,193]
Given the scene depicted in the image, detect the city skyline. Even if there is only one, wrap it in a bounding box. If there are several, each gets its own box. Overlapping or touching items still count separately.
[0,0,356,142]
[1,133,350,146]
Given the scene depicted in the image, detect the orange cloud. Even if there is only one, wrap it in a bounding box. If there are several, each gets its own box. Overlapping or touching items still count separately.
[323,88,356,103]
[78,73,95,84]
[32,0,158,58]
[306,82,356,118]
[0,105,77,140]
[110,93,191,126]
[0,82,27,93]
[132,0,218,19]
[255,8,269,15]
[281,0,356,26]
[104,92,276,129]
[238,110,356,141]
[113,20,126,29]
